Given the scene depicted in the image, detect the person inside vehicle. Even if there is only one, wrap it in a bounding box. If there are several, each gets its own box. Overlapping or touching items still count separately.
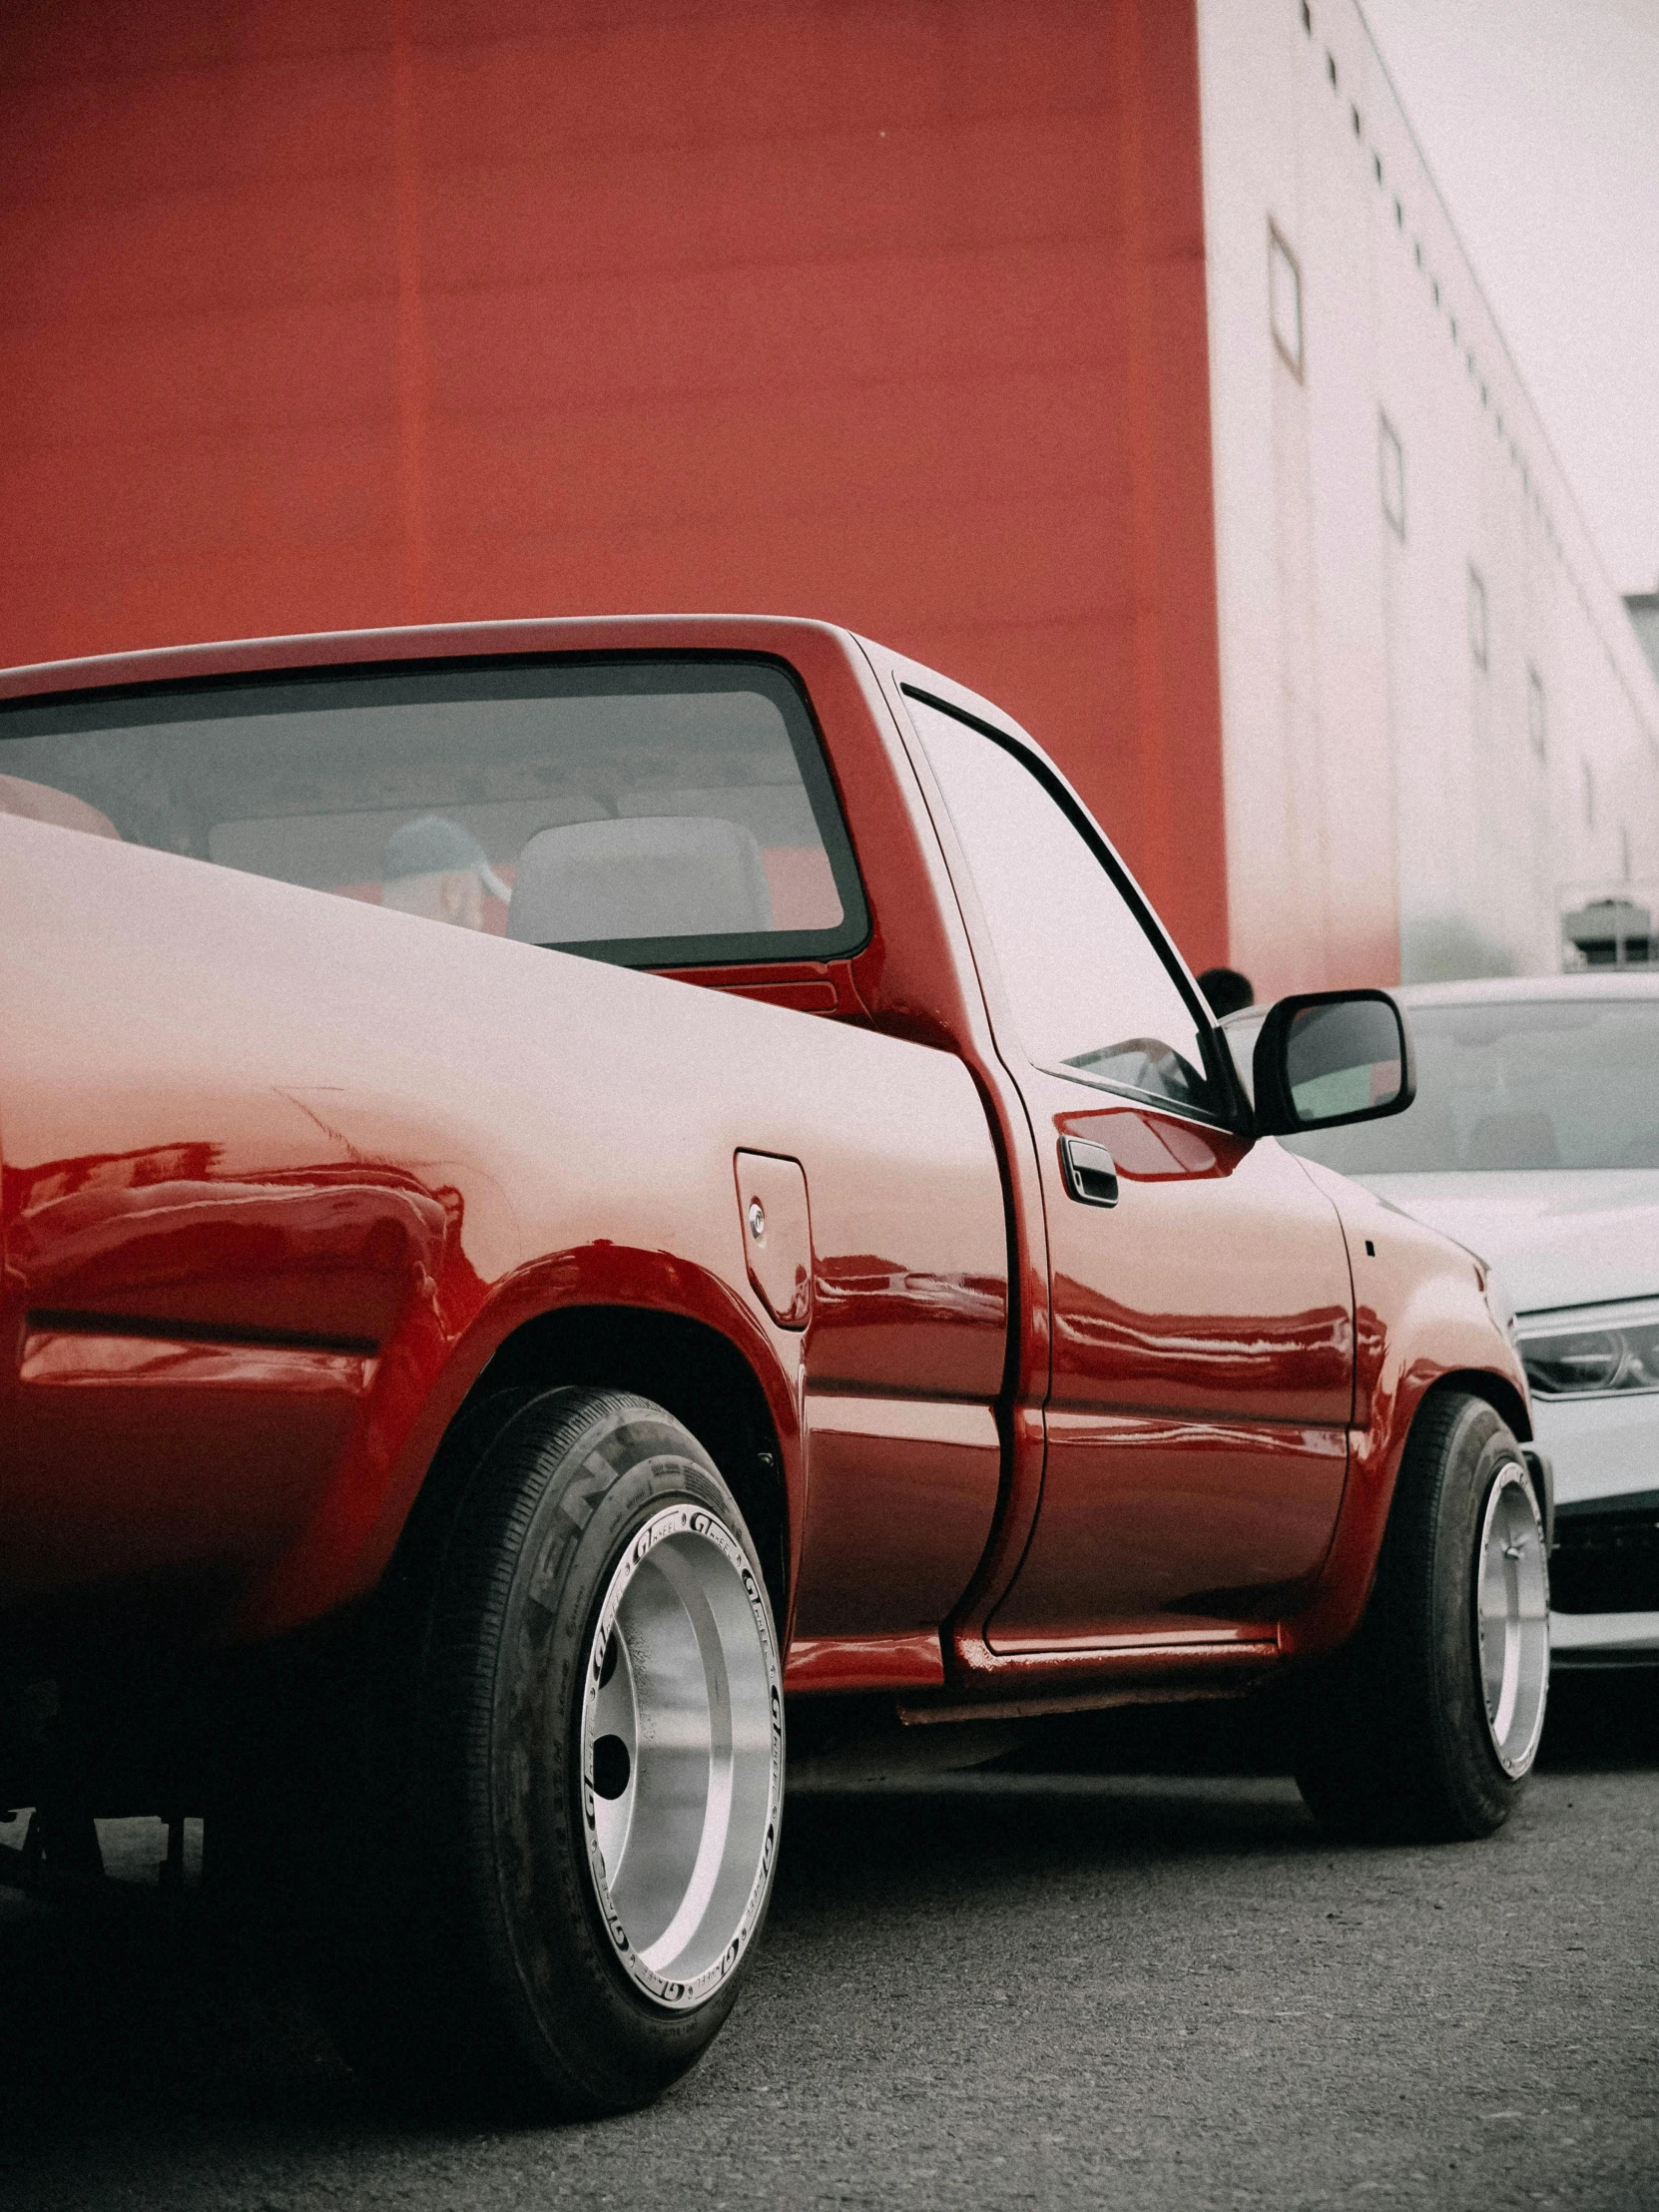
[1197,965,1255,1019]
[380,815,511,929]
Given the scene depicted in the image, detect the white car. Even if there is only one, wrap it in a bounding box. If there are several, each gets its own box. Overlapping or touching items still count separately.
[1228,973,1659,1672]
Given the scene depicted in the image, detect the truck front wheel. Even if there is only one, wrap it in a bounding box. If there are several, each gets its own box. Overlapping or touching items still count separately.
[1294,1389,1549,1843]
[321,1387,784,2117]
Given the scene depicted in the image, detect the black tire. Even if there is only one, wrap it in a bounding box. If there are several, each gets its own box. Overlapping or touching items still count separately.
[316,1386,784,2118]
[1294,1389,1549,1844]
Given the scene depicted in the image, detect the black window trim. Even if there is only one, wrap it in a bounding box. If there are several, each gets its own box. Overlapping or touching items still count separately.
[0,648,872,975]
[898,684,1245,1132]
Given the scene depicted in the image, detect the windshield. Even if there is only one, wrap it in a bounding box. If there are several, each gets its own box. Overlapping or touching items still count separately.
[1283,999,1659,1173]
[0,657,866,970]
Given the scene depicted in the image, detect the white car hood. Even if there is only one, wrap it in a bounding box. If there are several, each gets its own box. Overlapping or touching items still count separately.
[1355,1170,1659,1316]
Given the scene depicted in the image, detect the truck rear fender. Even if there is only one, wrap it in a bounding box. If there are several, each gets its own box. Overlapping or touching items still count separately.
[436,1302,793,1625]
[235,1252,800,1644]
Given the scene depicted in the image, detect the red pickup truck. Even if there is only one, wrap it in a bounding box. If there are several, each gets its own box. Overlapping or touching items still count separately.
[0,616,1548,2115]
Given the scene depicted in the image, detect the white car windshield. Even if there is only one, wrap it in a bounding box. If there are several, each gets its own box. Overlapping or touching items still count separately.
[1283,999,1659,1173]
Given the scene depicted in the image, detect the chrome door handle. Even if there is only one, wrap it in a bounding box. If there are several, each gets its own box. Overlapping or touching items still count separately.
[1060,1136,1119,1208]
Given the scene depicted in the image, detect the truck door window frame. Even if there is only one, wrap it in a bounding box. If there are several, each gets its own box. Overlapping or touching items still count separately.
[898,685,1243,1132]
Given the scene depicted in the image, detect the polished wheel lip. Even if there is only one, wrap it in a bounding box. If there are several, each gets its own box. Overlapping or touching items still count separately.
[580,1497,783,2012]
[1476,1459,1551,1779]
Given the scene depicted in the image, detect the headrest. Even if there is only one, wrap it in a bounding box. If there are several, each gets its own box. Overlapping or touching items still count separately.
[0,775,120,839]
[507,815,775,946]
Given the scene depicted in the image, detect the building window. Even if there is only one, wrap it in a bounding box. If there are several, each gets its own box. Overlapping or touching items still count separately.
[1269,225,1304,378]
[1468,566,1488,670]
[1380,413,1405,539]
[1582,761,1596,829]
[1527,666,1547,762]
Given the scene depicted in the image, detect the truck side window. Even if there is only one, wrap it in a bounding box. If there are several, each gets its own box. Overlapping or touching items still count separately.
[904,693,1222,1121]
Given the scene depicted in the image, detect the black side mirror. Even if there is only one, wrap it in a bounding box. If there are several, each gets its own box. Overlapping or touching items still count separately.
[1252,989,1415,1138]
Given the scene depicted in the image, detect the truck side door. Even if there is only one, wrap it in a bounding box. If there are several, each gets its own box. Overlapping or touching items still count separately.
[901,693,1355,1650]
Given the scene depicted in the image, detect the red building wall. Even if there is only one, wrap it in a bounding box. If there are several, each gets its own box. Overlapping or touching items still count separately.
[0,0,1229,967]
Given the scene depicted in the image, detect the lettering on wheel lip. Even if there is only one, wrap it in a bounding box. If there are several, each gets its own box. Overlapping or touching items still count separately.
[580,1498,784,2012]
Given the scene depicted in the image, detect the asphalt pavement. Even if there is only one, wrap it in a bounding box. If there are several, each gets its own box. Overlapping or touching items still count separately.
[1,1677,1655,2212]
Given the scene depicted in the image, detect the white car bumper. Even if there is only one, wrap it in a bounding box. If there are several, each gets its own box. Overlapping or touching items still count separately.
[1532,1391,1659,1664]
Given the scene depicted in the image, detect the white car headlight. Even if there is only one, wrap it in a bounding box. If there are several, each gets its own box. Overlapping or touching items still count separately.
[1517,1296,1659,1398]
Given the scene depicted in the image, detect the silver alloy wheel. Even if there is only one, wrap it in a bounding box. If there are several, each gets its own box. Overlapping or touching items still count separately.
[1475,1461,1550,1778]
[580,1502,783,2009]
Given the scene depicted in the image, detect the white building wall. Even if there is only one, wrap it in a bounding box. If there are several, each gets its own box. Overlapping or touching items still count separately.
[1195,0,1659,998]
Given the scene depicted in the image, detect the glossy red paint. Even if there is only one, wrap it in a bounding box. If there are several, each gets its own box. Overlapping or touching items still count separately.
[859,634,1507,1695]
[983,1089,1354,1649]
[1040,1099,1353,1426]
[0,640,1009,1671]
[792,1395,1003,1649]
[0,615,1528,1721]
[784,1632,946,1697]
[1279,1156,1531,1659]
[734,1153,813,1333]
[851,646,1058,1686]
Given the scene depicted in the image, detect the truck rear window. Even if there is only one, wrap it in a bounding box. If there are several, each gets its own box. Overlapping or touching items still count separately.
[0,655,867,970]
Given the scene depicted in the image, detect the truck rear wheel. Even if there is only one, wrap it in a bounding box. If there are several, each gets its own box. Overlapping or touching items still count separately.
[321,1387,784,2117]
[1294,1389,1549,1844]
